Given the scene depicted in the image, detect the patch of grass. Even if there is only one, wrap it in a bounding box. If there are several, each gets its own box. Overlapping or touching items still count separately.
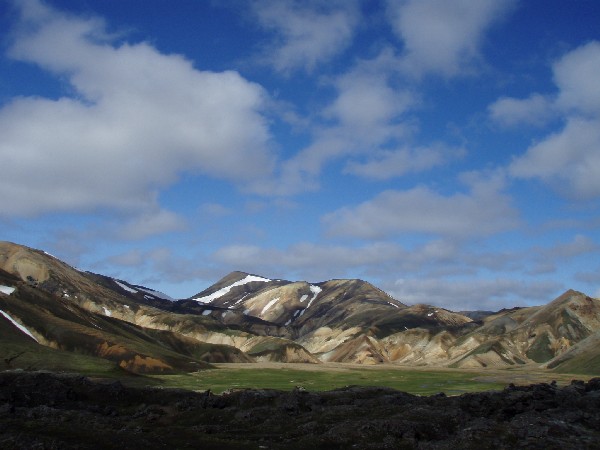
[550,351,600,375]
[526,333,554,363]
[0,341,124,377]
[148,366,507,395]
[246,339,284,354]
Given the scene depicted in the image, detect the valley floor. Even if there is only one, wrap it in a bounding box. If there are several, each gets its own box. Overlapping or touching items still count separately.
[214,361,591,385]
[142,362,594,396]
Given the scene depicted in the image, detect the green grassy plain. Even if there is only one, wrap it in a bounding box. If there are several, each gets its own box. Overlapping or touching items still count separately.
[150,368,501,395]
[144,363,590,395]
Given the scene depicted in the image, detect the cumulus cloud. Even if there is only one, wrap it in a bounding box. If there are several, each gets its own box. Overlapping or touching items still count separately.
[323,171,519,239]
[0,0,273,217]
[554,41,600,115]
[251,0,359,73]
[386,0,516,77]
[510,117,600,198]
[212,240,476,283]
[488,94,556,128]
[490,41,600,126]
[250,50,414,195]
[214,241,405,272]
[250,0,516,195]
[212,239,567,309]
[323,58,412,134]
[102,246,222,288]
[200,203,233,218]
[387,277,563,310]
[490,41,600,199]
[343,144,465,180]
[575,267,600,285]
[118,209,187,240]
[537,234,599,260]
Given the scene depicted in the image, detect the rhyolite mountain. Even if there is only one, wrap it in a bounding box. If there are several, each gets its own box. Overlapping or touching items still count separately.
[1,241,599,374]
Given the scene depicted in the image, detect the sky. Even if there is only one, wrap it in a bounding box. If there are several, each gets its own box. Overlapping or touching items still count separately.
[1,0,600,311]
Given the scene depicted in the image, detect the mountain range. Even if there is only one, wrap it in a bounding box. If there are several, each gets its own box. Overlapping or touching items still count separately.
[1,241,599,375]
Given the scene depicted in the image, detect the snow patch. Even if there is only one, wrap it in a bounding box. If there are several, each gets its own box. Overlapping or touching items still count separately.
[234,293,250,306]
[0,309,39,342]
[102,307,112,317]
[285,319,291,326]
[193,275,271,303]
[0,285,16,295]
[387,302,399,308]
[202,310,212,316]
[299,294,308,302]
[260,297,280,316]
[115,280,137,294]
[427,312,434,317]
[300,285,322,316]
[124,305,130,309]
[136,286,174,301]
[306,286,322,307]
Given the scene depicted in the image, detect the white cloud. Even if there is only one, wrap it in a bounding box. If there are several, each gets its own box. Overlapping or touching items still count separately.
[525,234,599,275]
[489,41,600,128]
[200,203,234,218]
[554,41,600,116]
[102,246,221,288]
[488,93,556,128]
[214,241,404,272]
[323,171,519,239]
[108,249,145,267]
[388,277,563,310]
[213,239,483,282]
[343,144,465,180]
[250,50,415,195]
[212,240,565,310]
[251,0,359,73]
[386,0,516,77]
[536,234,599,260]
[575,267,600,285]
[118,209,187,240]
[495,41,600,199]
[0,0,273,217]
[324,59,412,133]
[510,117,600,198]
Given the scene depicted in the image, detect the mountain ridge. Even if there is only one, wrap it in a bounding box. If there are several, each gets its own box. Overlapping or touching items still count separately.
[1,241,599,373]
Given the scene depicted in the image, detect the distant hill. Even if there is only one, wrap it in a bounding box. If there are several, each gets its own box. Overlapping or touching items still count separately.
[1,241,599,374]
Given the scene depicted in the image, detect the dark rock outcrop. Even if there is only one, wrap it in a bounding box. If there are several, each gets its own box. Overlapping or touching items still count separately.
[1,371,599,449]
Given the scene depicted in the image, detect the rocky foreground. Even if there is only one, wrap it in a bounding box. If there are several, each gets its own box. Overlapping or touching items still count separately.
[0,371,599,449]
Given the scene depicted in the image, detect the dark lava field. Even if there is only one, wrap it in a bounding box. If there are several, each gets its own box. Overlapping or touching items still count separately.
[1,371,599,449]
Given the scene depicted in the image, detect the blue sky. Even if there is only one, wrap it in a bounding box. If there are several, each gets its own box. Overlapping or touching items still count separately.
[1,0,600,310]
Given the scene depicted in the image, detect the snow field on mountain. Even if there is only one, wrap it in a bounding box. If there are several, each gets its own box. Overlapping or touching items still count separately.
[0,285,16,295]
[115,280,137,293]
[193,275,271,303]
[0,309,39,342]
[300,285,322,317]
[260,297,280,316]
[136,286,174,301]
